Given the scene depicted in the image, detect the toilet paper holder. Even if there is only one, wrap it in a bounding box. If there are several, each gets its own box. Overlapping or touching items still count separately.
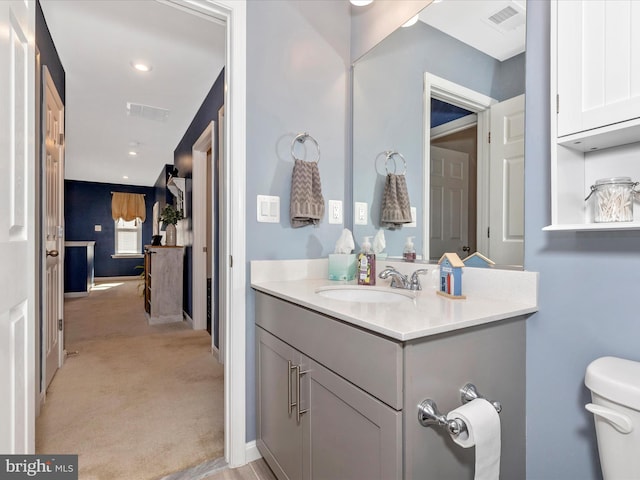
[417,383,502,437]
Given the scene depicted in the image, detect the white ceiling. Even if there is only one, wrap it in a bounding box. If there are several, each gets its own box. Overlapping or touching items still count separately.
[419,0,526,61]
[39,0,226,187]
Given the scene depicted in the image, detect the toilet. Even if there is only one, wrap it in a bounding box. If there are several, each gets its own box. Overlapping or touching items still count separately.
[585,356,640,479]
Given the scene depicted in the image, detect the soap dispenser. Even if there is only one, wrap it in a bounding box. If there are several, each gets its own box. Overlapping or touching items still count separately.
[357,236,376,285]
[403,236,416,262]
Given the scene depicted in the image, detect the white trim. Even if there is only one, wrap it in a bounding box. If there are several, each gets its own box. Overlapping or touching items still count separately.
[63,292,89,299]
[423,73,496,261]
[192,121,214,332]
[183,311,194,329]
[430,114,477,140]
[244,440,262,464]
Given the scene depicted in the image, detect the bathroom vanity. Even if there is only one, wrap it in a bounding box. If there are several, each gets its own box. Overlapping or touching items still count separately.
[252,259,538,480]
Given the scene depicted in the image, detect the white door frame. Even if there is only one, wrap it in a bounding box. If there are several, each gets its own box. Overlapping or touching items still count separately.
[171,0,247,468]
[423,73,495,261]
[192,121,214,336]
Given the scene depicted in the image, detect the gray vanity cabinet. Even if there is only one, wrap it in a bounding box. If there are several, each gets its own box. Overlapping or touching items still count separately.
[255,290,527,480]
[255,292,403,480]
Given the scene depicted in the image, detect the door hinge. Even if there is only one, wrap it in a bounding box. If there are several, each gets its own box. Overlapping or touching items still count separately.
[487,227,490,238]
[230,255,233,268]
[59,133,65,146]
[556,94,560,114]
[488,131,491,144]
[58,318,63,331]
[203,246,207,253]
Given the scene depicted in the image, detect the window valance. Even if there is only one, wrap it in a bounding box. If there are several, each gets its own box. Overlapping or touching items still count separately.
[111,192,146,222]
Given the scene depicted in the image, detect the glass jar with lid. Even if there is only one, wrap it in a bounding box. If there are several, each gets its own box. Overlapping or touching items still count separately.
[585,177,639,223]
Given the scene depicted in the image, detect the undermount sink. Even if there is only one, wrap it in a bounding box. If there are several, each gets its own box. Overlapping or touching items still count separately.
[315,285,415,303]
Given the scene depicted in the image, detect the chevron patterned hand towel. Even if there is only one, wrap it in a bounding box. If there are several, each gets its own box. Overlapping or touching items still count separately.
[381,173,412,228]
[290,159,325,228]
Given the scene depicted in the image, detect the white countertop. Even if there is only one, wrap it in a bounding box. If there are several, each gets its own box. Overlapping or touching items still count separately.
[251,259,538,342]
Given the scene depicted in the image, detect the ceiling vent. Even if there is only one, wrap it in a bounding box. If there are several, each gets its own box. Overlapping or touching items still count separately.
[126,102,170,122]
[485,3,525,32]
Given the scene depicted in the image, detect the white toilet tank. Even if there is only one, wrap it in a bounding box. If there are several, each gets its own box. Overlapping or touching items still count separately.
[585,356,640,480]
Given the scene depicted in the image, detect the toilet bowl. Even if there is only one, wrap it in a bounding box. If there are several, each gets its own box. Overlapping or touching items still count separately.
[585,356,640,479]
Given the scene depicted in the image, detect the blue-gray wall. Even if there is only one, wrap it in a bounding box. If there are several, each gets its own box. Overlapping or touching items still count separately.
[64,180,155,277]
[352,21,525,256]
[246,0,351,441]
[525,2,640,478]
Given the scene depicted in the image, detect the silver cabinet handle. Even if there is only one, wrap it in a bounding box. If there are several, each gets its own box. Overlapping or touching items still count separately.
[288,360,296,415]
[296,365,310,423]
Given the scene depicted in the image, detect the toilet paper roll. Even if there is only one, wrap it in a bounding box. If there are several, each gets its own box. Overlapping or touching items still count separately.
[447,398,501,480]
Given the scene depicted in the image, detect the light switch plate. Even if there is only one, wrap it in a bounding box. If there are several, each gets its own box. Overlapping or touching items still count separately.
[257,195,280,223]
[94,225,102,232]
[328,200,343,224]
[406,207,417,228]
[354,202,368,225]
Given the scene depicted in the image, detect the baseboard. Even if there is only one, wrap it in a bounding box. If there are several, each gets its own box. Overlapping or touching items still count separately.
[64,292,88,298]
[184,311,193,329]
[95,276,138,282]
[245,441,261,463]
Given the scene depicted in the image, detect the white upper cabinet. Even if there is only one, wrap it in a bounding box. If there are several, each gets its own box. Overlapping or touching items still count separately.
[548,0,640,231]
[557,0,640,140]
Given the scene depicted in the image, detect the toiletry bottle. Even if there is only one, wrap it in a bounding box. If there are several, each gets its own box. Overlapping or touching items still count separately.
[403,236,416,262]
[357,236,376,285]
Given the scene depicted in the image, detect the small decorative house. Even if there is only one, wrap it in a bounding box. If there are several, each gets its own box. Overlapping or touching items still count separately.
[462,252,495,269]
[437,252,466,299]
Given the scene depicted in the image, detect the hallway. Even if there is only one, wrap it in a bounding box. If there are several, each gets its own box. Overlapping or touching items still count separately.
[36,279,224,479]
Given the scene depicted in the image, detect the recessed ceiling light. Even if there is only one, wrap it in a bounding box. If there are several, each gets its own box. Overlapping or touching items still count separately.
[402,14,419,27]
[350,0,373,6]
[128,151,137,156]
[123,175,129,180]
[131,61,152,72]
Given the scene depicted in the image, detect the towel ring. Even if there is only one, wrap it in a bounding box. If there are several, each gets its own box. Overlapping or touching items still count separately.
[291,132,320,164]
[385,151,407,175]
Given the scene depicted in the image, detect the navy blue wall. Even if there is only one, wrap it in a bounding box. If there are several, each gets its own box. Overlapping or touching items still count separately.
[173,68,225,325]
[64,180,155,277]
[36,1,65,104]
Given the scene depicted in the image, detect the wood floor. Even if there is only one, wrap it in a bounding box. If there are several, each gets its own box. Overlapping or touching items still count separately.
[162,457,276,480]
[201,459,276,480]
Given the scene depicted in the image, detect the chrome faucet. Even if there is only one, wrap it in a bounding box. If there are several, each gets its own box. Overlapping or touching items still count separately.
[379,267,428,291]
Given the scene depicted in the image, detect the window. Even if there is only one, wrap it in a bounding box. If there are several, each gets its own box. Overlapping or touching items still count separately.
[114,218,142,255]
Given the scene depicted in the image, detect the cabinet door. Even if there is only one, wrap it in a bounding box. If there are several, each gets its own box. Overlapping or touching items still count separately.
[557,0,640,137]
[256,327,305,480]
[305,357,402,480]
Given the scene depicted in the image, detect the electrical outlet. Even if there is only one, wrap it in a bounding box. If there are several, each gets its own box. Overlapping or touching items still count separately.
[328,200,343,224]
[354,202,368,225]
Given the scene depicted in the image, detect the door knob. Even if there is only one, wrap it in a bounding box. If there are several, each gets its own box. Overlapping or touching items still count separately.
[47,249,59,257]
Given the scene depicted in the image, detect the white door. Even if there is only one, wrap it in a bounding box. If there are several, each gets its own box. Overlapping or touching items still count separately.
[42,67,65,389]
[489,94,525,266]
[0,0,36,453]
[429,146,469,261]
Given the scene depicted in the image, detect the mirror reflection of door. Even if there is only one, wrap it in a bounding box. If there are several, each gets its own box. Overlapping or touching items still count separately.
[428,95,524,266]
[429,99,477,261]
[430,145,470,261]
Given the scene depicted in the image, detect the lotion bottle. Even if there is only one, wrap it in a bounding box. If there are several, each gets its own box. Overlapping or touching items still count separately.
[403,236,416,262]
[357,236,376,285]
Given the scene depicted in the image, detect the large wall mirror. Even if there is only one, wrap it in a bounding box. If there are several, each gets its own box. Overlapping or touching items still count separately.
[352,0,526,267]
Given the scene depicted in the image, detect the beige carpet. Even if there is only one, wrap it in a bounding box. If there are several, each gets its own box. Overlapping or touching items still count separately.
[36,279,224,480]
